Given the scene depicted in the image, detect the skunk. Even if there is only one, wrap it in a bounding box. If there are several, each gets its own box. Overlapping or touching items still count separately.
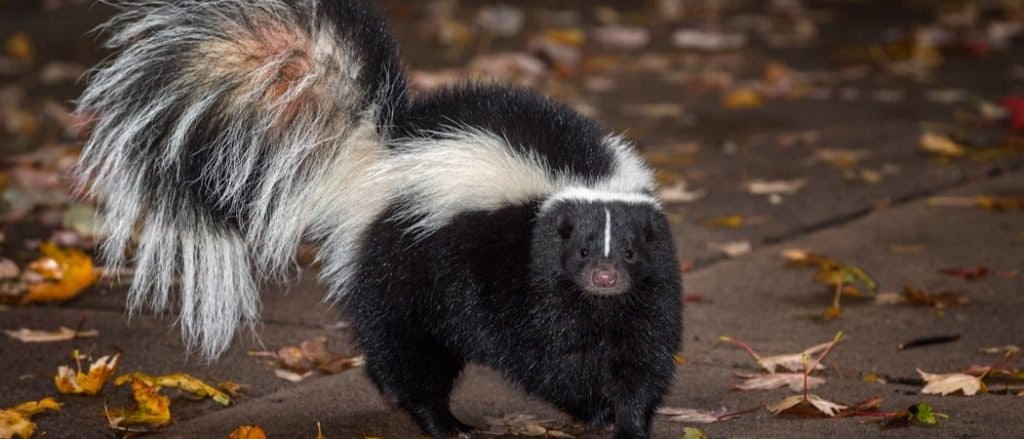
[77,1,683,438]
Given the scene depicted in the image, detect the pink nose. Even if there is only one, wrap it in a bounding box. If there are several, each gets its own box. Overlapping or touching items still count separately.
[592,269,618,288]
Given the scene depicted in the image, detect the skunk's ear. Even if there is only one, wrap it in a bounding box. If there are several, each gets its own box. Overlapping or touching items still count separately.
[556,214,574,239]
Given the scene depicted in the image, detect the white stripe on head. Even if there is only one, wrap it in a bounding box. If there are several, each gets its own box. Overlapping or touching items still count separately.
[604,208,611,257]
[539,187,661,212]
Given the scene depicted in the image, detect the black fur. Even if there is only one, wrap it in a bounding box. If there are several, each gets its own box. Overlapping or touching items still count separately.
[394,84,617,181]
[347,197,682,438]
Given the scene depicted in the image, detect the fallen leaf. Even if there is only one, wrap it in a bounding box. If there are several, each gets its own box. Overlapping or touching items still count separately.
[4,32,34,63]
[228,425,267,439]
[757,341,832,373]
[939,267,989,280]
[746,179,806,195]
[733,372,824,392]
[917,369,984,396]
[217,381,246,398]
[901,286,969,309]
[593,25,650,50]
[0,259,19,279]
[708,241,752,257]
[116,372,231,406]
[836,397,885,417]
[475,5,524,37]
[5,326,98,343]
[656,182,706,203]
[672,29,746,51]
[722,88,762,108]
[249,337,364,380]
[768,394,847,417]
[106,379,171,428]
[481,414,577,437]
[1003,97,1024,131]
[815,149,871,169]
[919,132,966,157]
[54,351,120,395]
[0,397,60,439]
[682,427,708,439]
[700,215,763,229]
[656,407,720,424]
[979,345,1021,355]
[21,243,99,304]
[928,196,1024,211]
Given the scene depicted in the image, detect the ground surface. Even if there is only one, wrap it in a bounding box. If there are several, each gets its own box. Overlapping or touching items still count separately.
[1,0,1023,438]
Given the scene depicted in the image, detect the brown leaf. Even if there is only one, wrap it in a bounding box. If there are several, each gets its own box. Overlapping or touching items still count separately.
[939,267,989,280]
[655,407,721,423]
[0,397,61,439]
[767,394,846,417]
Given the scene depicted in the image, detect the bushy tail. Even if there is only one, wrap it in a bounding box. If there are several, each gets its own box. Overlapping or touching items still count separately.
[77,0,406,358]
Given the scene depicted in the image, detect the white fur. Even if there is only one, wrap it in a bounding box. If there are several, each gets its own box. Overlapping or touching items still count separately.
[78,0,385,359]
[604,208,611,257]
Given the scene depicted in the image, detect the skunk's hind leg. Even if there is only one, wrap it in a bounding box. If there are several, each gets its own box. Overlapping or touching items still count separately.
[362,335,471,438]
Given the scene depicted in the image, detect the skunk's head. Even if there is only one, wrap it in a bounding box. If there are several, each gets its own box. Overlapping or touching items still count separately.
[532,189,676,297]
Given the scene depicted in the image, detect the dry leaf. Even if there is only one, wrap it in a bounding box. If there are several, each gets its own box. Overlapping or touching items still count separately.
[656,407,720,423]
[6,326,98,343]
[919,132,966,157]
[21,243,99,304]
[708,241,752,257]
[733,372,824,392]
[4,32,34,63]
[106,379,171,428]
[116,372,231,405]
[250,337,364,380]
[928,196,1024,211]
[481,414,576,437]
[218,381,246,398]
[672,29,746,51]
[758,341,832,373]
[746,179,806,195]
[54,352,120,395]
[0,397,61,439]
[0,259,18,279]
[273,369,313,383]
[228,425,267,439]
[722,88,762,108]
[917,369,984,396]
[656,182,706,203]
[768,394,847,417]
[939,267,989,280]
[901,286,969,309]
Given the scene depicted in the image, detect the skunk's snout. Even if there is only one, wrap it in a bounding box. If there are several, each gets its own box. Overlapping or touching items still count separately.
[592,268,618,288]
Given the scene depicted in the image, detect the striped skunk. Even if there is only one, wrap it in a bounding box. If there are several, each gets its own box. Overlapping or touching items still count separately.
[77,1,683,438]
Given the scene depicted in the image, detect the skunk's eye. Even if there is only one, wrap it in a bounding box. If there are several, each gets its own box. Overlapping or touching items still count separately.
[624,249,635,261]
[579,248,589,258]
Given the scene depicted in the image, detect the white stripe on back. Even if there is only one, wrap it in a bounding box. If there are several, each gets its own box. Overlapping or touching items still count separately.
[604,208,611,257]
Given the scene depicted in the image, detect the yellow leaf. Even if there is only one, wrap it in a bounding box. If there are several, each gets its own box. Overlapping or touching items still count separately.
[4,32,34,63]
[722,88,762,108]
[106,379,171,428]
[682,427,709,439]
[0,397,60,439]
[54,352,120,395]
[228,425,266,439]
[701,215,745,229]
[544,29,586,46]
[115,372,231,406]
[21,243,99,304]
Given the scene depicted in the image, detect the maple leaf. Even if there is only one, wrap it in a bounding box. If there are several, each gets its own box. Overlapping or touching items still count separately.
[115,372,231,406]
[917,369,984,396]
[228,425,267,439]
[6,326,98,343]
[733,372,824,392]
[21,243,99,304]
[0,397,60,439]
[767,394,847,417]
[248,337,364,381]
[106,379,171,428]
[719,336,832,373]
[54,351,120,395]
